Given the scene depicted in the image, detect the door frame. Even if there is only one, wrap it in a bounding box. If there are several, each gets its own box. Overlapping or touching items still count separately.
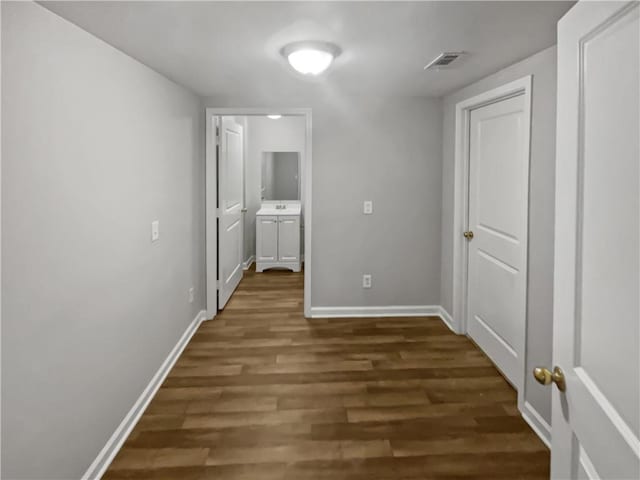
[205,107,312,319]
[451,75,532,402]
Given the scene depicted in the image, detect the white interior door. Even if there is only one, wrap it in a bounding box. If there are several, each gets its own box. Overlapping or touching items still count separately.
[217,116,244,309]
[551,2,639,478]
[467,93,529,390]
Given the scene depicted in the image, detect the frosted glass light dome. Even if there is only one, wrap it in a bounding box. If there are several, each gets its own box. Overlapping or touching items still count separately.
[281,42,341,76]
[287,49,334,75]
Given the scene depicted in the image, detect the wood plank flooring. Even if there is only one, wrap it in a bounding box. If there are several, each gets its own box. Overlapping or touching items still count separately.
[104,267,549,479]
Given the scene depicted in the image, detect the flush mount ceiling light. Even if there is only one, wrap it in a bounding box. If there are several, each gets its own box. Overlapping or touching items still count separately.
[267,114,282,120]
[281,41,341,75]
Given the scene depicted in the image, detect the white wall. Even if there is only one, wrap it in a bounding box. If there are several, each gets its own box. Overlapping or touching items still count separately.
[1,3,205,478]
[206,95,443,308]
[244,115,306,263]
[440,46,557,426]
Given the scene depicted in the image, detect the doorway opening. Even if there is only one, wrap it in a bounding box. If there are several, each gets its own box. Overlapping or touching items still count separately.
[205,108,312,318]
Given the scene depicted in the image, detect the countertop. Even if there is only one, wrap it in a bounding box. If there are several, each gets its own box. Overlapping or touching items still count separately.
[256,204,301,216]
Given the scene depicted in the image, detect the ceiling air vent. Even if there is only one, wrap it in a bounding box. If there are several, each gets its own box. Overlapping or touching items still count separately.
[424,52,464,70]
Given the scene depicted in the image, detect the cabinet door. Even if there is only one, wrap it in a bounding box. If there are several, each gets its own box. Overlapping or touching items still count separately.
[278,216,300,262]
[256,216,278,261]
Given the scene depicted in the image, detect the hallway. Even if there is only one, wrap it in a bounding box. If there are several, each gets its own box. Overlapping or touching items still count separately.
[104,268,549,479]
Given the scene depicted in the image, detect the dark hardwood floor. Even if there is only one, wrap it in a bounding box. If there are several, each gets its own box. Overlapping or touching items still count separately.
[104,267,549,479]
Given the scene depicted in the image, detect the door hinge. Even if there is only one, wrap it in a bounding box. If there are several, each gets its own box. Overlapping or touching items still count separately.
[216,280,222,290]
[215,125,220,145]
[216,208,222,218]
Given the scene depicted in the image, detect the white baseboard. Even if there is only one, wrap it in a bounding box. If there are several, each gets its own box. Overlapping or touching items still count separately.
[521,400,552,448]
[242,255,255,270]
[81,309,207,480]
[436,306,457,332]
[309,305,459,338]
[309,305,442,318]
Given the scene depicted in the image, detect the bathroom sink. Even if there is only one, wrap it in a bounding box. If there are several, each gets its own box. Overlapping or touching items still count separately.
[256,204,301,216]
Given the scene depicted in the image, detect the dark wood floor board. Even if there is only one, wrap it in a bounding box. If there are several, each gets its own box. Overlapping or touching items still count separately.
[278,452,549,480]
[218,380,370,397]
[161,366,503,389]
[310,416,480,441]
[345,403,509,424]
[104,267,548,479]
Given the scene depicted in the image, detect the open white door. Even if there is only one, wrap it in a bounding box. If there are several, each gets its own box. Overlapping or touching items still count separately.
[549,2,639,478]
[217,116,244,309]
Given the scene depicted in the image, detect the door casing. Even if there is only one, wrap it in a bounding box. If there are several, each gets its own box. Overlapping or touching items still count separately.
[205,108,312,319]
[451,76,533,417]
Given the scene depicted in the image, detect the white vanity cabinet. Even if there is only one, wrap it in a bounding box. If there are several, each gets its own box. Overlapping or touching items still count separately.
[256,206,301,272]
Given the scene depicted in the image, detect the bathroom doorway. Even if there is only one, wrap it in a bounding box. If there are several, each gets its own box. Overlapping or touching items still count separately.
[205,108,312,318]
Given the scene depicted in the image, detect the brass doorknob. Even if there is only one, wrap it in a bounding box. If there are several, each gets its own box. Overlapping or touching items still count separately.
[463,231,474,240]
[533,366,566,392]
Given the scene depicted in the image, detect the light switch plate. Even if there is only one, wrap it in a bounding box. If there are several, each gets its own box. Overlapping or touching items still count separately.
[363,201,373,215]
[151,220,160,242]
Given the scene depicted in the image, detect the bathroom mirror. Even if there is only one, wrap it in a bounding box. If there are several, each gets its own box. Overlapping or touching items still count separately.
[261,152,300,201]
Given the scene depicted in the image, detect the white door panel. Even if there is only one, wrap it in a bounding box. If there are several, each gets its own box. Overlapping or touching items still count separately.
[278,216,300,262]
[475,251,519,348]
[474,228,520,271]
[257,216,278,262]
[222,218,241,281]
[224,129,242,211]
[552,2,639,478]
[467,93,529,389]
[218,117,244,309]
[475,109,524,237]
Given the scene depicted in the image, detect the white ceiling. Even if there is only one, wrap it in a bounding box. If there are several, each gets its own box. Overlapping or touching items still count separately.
[42,1,574,98]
